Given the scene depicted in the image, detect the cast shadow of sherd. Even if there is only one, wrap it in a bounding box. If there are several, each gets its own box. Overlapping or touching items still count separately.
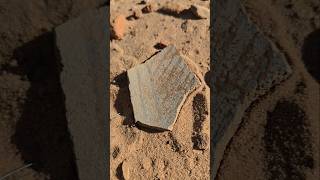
[10,32,79,180]
[157,8,200,20]
[204,70,212,88]
[302,29,320,83]
[113,72,135,126]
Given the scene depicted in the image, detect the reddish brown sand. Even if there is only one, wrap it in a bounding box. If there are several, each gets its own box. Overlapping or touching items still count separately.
[110,0,210,179]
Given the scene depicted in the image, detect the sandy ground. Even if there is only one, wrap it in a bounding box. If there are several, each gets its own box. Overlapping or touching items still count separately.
[110,0,210,179]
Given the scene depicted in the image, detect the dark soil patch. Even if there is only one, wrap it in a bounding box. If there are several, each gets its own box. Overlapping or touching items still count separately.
[192,93,208,150]
[264,100,313,180]
[192,93,208,133]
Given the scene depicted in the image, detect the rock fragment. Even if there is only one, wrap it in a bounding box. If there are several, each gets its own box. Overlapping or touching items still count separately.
[111,15,127,39]
[55,7,108,180]
[127,45,200,130]
[190,5,209,19]
[211,0,292,177]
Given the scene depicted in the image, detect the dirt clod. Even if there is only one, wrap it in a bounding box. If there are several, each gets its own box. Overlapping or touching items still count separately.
[133,9,142,19]
[192,133,209,150]
[142,4,155,13]
[111,15,127,40]
[112,146,120,159]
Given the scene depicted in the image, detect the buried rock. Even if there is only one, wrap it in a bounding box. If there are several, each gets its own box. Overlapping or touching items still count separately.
[127,45,200,131]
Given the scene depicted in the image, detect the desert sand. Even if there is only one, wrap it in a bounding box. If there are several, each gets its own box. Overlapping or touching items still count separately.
[110,0,210,179]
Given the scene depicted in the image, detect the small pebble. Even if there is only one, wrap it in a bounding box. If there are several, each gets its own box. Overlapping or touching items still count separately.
[190,5,209,19]
[154,40,170,49]
[133,9,142,19]
[111,15,127,39]
[193,133,209,150]
[142,3,155,13]
[112,146,120,158]
[181,20,188,32]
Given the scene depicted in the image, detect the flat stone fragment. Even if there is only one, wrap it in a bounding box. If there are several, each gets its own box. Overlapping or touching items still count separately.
[128,45,200,130]
[55,7,108,180]
[211,0,292,178]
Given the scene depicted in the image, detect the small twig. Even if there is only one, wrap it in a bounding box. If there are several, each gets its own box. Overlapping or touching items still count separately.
[0,163,32,180]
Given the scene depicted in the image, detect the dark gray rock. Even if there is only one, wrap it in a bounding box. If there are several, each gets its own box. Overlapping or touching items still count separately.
[211,0,292,178]
[55,7,108,180]
[128,45,200,131]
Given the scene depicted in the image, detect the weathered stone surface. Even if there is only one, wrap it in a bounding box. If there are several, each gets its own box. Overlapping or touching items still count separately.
[55,7,108,180]
[211,0,292,178]
[128,45,200,130]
